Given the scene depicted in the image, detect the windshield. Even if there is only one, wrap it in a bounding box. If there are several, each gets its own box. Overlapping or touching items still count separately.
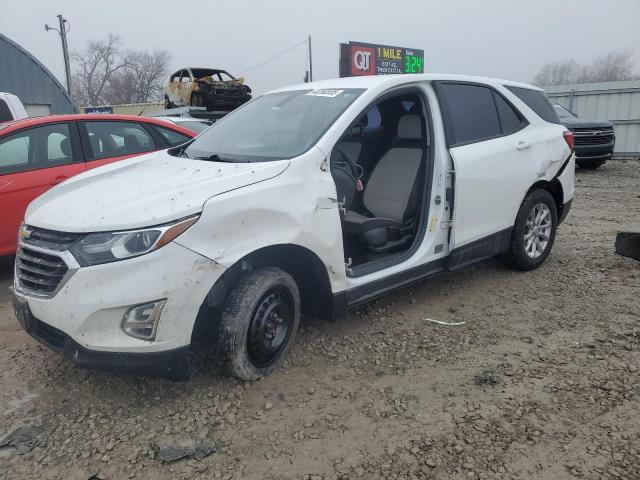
[180,88,364,162]
[553,104,575,118]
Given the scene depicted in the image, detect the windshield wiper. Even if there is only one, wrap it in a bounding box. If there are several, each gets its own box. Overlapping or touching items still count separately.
[194,154,247,163]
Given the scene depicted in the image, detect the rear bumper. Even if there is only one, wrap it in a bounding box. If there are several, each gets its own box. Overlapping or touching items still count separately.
[12,289,189,380]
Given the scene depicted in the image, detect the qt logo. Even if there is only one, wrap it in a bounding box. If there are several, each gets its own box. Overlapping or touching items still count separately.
[351,46,375,76]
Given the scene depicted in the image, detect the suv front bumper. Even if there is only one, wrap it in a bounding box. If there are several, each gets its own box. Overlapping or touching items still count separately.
[12,241,225,379]
[574,141,614,163]
[12,290,189,380]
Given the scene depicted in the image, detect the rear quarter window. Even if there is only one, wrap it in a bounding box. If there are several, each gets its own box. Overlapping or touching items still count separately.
[505,86,561,124]
[492,91,528,135]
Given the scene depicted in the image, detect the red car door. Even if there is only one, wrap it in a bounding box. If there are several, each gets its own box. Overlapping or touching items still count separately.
[0,122,85,256]
[79,120,167,170]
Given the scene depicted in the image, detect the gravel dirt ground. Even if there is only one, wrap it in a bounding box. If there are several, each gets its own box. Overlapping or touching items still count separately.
[1,161,639,480]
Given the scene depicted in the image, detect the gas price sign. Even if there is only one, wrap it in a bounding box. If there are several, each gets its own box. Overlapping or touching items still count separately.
[339,41,424,77]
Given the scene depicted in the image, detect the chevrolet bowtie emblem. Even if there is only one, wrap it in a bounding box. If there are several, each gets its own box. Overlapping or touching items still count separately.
[19,225,31,240]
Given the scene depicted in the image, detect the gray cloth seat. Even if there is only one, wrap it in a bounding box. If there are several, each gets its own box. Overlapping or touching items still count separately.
[342,114,426,247]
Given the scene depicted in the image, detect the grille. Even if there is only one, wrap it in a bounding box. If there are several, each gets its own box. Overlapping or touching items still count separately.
[22,225,82,251]
[16,246,69,296]
[572,128,614,146]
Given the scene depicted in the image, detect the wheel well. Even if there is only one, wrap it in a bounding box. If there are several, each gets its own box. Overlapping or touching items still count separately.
[528,179,564,220]
[194,245,334,341]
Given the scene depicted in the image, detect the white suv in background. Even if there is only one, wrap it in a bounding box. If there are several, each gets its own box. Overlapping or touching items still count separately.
[12,74,574,381]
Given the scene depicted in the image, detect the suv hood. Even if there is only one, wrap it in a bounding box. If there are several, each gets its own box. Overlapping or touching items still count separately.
[560,116,614,129]
[26,150,290,233]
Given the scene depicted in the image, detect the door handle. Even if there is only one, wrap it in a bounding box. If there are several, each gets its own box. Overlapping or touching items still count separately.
[516,141,532,151]
[50,175,69,185]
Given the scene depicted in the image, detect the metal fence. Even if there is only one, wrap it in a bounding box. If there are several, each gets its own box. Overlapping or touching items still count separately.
[546,80,640,159]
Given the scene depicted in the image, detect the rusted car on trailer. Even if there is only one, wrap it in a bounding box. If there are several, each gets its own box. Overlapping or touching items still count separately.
[164,68,252,112]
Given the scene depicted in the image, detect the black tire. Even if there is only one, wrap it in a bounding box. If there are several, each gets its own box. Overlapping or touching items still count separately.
[218,267,300,381]
[164,96,173,109]
[577,159,605,170]
[503,189,558,271]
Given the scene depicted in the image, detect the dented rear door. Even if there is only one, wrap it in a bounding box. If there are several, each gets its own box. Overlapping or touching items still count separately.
[448,131,542,248]
[434,81,545,249]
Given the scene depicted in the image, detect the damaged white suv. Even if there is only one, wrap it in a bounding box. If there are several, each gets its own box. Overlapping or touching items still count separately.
[12,75,575,381]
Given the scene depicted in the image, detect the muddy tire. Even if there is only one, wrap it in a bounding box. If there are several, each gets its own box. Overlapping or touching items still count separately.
[218,267,300,381]
[577,159,605,170]
[503,189,558,271]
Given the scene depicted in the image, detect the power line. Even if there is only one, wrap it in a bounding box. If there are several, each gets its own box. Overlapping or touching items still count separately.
[236,38,309,76]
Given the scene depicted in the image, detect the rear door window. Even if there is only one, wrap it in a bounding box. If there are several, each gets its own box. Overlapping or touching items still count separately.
[437,83,501,146]
[83,121,156,160]
[505,86,561,124]
[0,123,76,174]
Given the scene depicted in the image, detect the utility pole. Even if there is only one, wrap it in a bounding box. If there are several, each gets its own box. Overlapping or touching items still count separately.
[308,35,313,82]
[45,15,72,94]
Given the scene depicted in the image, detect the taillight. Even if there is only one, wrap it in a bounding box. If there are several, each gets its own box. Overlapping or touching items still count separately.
[563,130,574,151]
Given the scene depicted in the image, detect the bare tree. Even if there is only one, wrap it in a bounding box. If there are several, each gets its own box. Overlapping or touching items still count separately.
[579,50,640,83]
[105,49,170,104]
[71,35,170,106]
[534,50,640,86]
[71,34,128,106]
[533,59,580,87]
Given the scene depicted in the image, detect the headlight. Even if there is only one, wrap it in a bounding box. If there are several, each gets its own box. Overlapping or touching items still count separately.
[69,215,199,266]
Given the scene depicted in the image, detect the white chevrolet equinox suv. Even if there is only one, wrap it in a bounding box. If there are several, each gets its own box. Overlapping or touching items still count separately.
[12,74,575,381]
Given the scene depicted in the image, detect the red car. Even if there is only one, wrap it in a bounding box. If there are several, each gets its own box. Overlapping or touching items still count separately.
[0,114,197,256]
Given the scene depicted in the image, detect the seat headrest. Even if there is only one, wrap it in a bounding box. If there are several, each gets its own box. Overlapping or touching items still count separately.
[60,138,71,156]
[124,134,141,150]
[397,115,423,140]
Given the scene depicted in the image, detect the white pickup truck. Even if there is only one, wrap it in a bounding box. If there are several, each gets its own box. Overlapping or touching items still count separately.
[0,92,28,122]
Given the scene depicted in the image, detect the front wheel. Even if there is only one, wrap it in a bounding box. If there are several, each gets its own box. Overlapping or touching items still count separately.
[503,189,558,271]
[218,267,300,381]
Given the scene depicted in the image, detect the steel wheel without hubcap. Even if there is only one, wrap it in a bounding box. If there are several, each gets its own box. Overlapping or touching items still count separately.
[524,203,552,259]
[247,287,294,368]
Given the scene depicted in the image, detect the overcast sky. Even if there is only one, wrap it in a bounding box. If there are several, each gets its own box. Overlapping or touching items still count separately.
[2,0,639,95]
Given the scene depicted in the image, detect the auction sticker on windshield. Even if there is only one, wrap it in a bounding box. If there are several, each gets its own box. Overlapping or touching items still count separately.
[306,89,345,97]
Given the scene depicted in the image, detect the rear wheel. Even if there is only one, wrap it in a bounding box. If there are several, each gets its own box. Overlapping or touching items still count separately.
[577,159,605,170]
[503,189,558,270]
[218,267,300,381]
